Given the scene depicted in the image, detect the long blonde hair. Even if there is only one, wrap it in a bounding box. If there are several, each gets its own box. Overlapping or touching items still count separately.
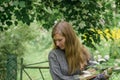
[52,21,90,74]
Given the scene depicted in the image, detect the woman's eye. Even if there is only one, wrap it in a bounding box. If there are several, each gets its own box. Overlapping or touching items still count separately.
[58,39,62,41]
[54,38,63,42]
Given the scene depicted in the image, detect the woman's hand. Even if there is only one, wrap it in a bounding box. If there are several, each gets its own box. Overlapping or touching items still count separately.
[79,68,97,80]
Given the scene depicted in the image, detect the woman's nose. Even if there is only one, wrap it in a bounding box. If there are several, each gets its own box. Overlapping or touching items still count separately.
[56,41,60,46]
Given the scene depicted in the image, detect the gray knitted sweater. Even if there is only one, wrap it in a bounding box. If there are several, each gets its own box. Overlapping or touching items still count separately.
[48,49,81,80]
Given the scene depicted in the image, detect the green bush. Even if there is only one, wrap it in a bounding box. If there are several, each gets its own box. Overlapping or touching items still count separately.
[0,22,38,56]
[110,39,120,59]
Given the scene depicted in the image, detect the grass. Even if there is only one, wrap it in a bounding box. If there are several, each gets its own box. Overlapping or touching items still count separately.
[17,29,53,80]
[17,43,52,80]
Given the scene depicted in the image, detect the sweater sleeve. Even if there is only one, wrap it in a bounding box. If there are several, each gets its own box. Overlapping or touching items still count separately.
[48,51,80,80]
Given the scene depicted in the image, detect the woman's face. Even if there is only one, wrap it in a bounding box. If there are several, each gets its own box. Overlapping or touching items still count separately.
[53,33,65,50]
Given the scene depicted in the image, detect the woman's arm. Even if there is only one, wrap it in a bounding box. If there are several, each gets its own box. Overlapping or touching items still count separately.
[48,51,80,80]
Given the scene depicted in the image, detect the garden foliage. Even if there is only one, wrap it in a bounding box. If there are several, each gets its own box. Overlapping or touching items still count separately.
[0,0,120,47]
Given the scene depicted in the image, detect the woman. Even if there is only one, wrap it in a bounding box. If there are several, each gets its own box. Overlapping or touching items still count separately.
[48,21,110,80]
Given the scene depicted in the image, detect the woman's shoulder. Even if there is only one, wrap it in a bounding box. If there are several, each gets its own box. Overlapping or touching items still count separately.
[49,48,64,57]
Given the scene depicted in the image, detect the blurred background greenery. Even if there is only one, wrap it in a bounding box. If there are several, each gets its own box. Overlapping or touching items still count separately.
[0,0,120,80]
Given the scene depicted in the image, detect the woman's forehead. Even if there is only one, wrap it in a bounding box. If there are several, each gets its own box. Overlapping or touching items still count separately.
[53,34,64,39]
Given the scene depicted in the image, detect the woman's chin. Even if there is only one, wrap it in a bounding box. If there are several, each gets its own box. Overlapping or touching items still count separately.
[60,47,65,50]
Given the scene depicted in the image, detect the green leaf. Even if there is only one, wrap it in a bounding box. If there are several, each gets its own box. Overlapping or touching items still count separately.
[80,0,89,3]
[6,21,12,26]
[19,1,25,8]
[43,7,52,14]
[13,1,19,6]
